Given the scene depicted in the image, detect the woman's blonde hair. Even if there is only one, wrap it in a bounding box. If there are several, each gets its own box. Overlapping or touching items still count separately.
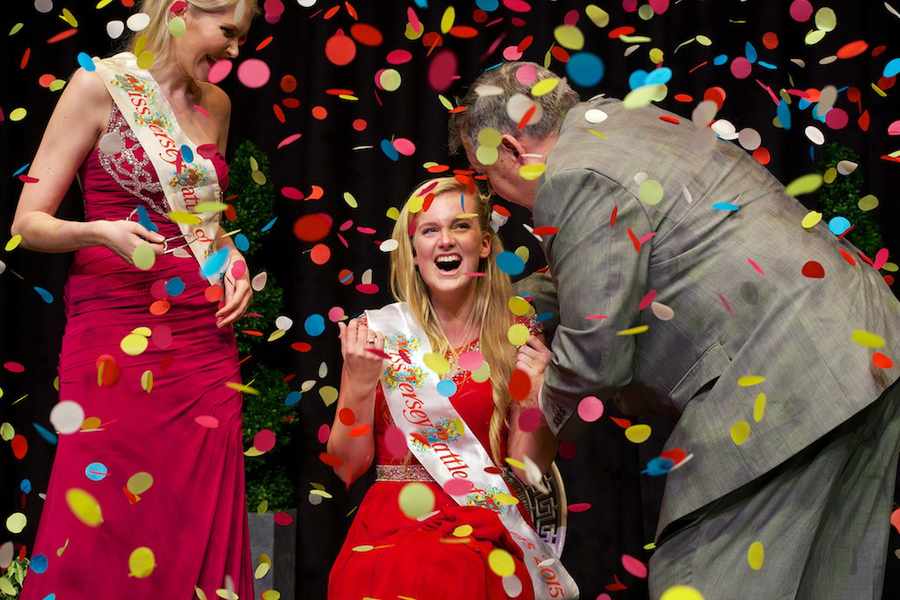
[127,0,259,65]
[390,177,517,466]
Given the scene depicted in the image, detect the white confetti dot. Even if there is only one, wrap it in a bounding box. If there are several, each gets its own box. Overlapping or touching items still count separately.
[126,13,151,32]
[106,20,125,40]
[584,108,608,124]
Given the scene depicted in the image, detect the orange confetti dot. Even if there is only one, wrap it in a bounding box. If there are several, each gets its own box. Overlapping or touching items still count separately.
[550,46,570,63]
[762,32,779,50]
[325,30,357,66]
[149,299,171,316]
[350,423,372,437]
[96,354,120,387]
[449,26,478,39]
[350,23,383,46]
[312,106,328,120]
[608,26,636,39]
[703,86,727,110]
[47,29,78,44]
[204,284,224,302]
[673,93,694,103]
[873,352,894,369]
[307,185,325,200]
[280,74,297,93]
[837,40,868,60]
[310,243,331,265]
[752,147,771,165]
[352,118,367,131]
[338,407,356,426]
[294,213,334,242]
[38,73,56,88]
[319,451,343,467]
[255,35,274,51]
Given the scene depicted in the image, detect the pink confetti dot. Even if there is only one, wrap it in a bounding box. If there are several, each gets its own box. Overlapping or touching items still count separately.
[789,0,813,22]
[649,0,670,14]
[237,58,271,89]
[622,0,638,12]
[577,396,604,422]
[502,0,532,13]
[254,428,277,452]
[195,415,219,428]
[152,324,173,350]
[327,306,346,322]
[3,361,25,374]
[458,351,484,370]
[730,56,753,79]
[274,511,294,525]
[621,554,648,578]
[443,478,475,496]
[517,407,544,432]
[150,279,168,299]
[208,59,232,84]
[427,49,458,92]
[503,46,524,61]
[825,107,849,130]
[386,49,413,65]
[515,64,538,85]
[317,424,331,444]
[563,9,579,25]
[393,138,416,156]
[568,502,592,513]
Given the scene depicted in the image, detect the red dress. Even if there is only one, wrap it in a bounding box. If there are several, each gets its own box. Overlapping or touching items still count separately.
[20,103,253,599]
[328,334,538,600]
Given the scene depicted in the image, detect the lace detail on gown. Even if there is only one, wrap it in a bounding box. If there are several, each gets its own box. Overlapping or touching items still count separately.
[97,103,168,216]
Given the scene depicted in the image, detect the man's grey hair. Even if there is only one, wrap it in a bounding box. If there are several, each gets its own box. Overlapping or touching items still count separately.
[448,62,581,155]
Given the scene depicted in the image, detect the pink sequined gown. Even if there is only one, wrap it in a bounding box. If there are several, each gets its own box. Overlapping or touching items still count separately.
[20,103,253,600]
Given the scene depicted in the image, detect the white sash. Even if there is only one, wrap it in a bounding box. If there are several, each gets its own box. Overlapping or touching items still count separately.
[366,302,579,600]
[93,52,222,283]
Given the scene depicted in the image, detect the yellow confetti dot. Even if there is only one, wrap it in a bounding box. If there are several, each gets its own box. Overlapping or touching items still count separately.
[623,85,663,109]
[5,234,23,252]
[352,544,374,552]
[531,78,560,97]
[66,488,103,527]
[49,79,66,92]
[507,323,530,346]
[514,246,530,263]
[195,587,208,600]
[128,546,156,578]
[268,329,286,342]
[753,393,766,423]
[386,207,400,221]
[319,385,339,406]
[127,472,154,496]
[440,5,455,34]
[625,424,652,443]
[801,211,823,229]
[785,174,823,197]
[252,170,267,186]
[407,195,424,214]
[747,541,765,570]
[731,420,751,446]
[132,326,151,337]
[804,29,827,45]
[168,211,202,225]
[132,242,156,270]
[194,202,228,213]
[10,108,27,122]
[505,457,525,470]
[60,8,78,27]
[639,179,664,205]
[617,325,649,336]
[10,23,24,35]
[814,7,837,32]
[379,69,401,92]
[649,47,665,64]
[823,167,837,184]
[261,591,281,600]
[423,352,452,376]
[738,375,766,387]
[0,422,14,441]
[140,370,153,394]
[488,548,516,577]
[476,145,499,166]
[661,585,704,600]
[121,334,149,356]
[508,296,533,317]
[696,35,713,46]
[851,329,885,349]
[477,127,503,147]
[858,194,879,212]
[553,25,585,50]
[453,524,474,537]
[254,559,271,579]
[638,4,654,20]
[494,492,519,506]
[136,50,156,70]
[398,482,435,520]
[518,163,546,181]
[585,5,610,28]
[5,512,26,534]
[168,15,186,37]
[226,381,260,395]
[343,192,358,208]
[81,417,102,431]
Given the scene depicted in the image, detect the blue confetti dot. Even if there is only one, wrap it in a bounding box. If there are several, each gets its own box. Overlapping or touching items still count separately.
[536,311,556,323]
[628,69,648,90]
[380,139,400,161]
[165,277,186,297]
[260,216,277,233]
[414,0,428,8]
[884,57,900,78]
[496,251,525,276]
[304,314,325,337]
[829,216,851,236]
[436,379,457,397]
[644,67,672,86]
[235,233,250,252]
[757,61,777,70]
[285,391,302,407]
[34,286,54,303]
[30,554,49,574]
[476,0,499,10]
[85,462,109,482]
[77,52,95,72]
[20,479,32,494]
[776,99,791,130]
[33,422,58,445]
[642,457,674,477]
[180,145,194,163]
[135,205,158,233]
[200,247,230,279]
[811,105,827,123]
[43,595,56,600]
[744,41,758,64]
[712,202,740,212]
[13,163,30,177]
[798,98,812,110]
[567,53,605,87]
[713,54,729,66]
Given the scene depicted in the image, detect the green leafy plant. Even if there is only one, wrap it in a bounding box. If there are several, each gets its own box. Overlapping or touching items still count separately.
[229,141,298,511]
[814,143,883,258]
[0,557,29,599]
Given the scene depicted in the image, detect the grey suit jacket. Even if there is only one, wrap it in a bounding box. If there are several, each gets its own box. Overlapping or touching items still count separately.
[522,97,900,538]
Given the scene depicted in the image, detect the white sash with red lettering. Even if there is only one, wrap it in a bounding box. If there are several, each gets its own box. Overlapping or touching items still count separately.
[93,52,222,283]
[367,302,579,599]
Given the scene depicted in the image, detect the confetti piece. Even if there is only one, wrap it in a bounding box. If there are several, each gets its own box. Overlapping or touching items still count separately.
[621,554,647,578]
[128,546,156,578]
[852,329,885,349]
[488,548,516,577]
[625,424,651,443]
[49,400,84,434]
[398,482,435,519]
[747,541,765,570]
[66,488,103,527]
[731,420,751,445]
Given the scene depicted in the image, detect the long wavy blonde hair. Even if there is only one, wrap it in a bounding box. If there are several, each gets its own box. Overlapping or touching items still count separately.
[390,177,517,466]
[127,0,258,65]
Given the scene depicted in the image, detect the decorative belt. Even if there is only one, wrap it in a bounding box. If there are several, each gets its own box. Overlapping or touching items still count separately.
[375,464,434,482]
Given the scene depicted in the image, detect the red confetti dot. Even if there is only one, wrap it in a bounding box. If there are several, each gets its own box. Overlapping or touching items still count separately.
[253,429,277,453]
[281,186,304,201]
[567,502,592,513]
[310,243,331,265]
[427,49,458,92]
[509,368,532,401]
[205,284,224,302]
[280,74,297,93]
[95,355,119,387]
[622,554,648,578]
[837,40,868,60]
[282,98,301,109]
[789,0,813,22]
[293,213,333,242]
[873,352,894,369]
[825,108,849,130]
[762,32,779,50]
[3,361,25,374]
[350,23,383,46]
[325,30,356,66]
[703,86,727,110]
[338,407,356,426]
[319,451,343,467]
[386,49,413,65]
[550,46,571,63]
[801,260,825,279]
[673,93,694,103]
[291,342,312,352]
[311,105,328,120]
[532,226,559,236]
[11,435,28,460]
[352,118,367,131]
[608,26,635,39]
[752,147,771,165]
[274,511,294,526]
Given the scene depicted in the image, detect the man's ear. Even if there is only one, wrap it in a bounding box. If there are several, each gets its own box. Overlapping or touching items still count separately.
[500,134,527,162]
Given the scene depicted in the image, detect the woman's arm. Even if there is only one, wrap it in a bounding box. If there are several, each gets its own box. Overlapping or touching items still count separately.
[326,318,385,487]
[507,334,559,480]
[10,68,161,255]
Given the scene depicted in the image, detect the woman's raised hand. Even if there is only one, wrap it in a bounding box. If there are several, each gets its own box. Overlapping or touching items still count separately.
[338,318,386,395]
[515,335,552,403]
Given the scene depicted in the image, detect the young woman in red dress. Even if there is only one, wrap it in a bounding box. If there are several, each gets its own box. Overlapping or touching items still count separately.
[12,2,257,598]
[326,177,578,599]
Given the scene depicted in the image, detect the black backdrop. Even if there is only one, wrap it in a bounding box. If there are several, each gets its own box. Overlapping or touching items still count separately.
[2,0,899,598]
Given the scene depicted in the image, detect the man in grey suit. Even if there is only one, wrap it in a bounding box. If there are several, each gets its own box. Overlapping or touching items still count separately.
[450,61,900,599]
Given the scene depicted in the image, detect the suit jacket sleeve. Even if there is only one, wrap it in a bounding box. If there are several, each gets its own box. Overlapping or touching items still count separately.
[534,168,652,436]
